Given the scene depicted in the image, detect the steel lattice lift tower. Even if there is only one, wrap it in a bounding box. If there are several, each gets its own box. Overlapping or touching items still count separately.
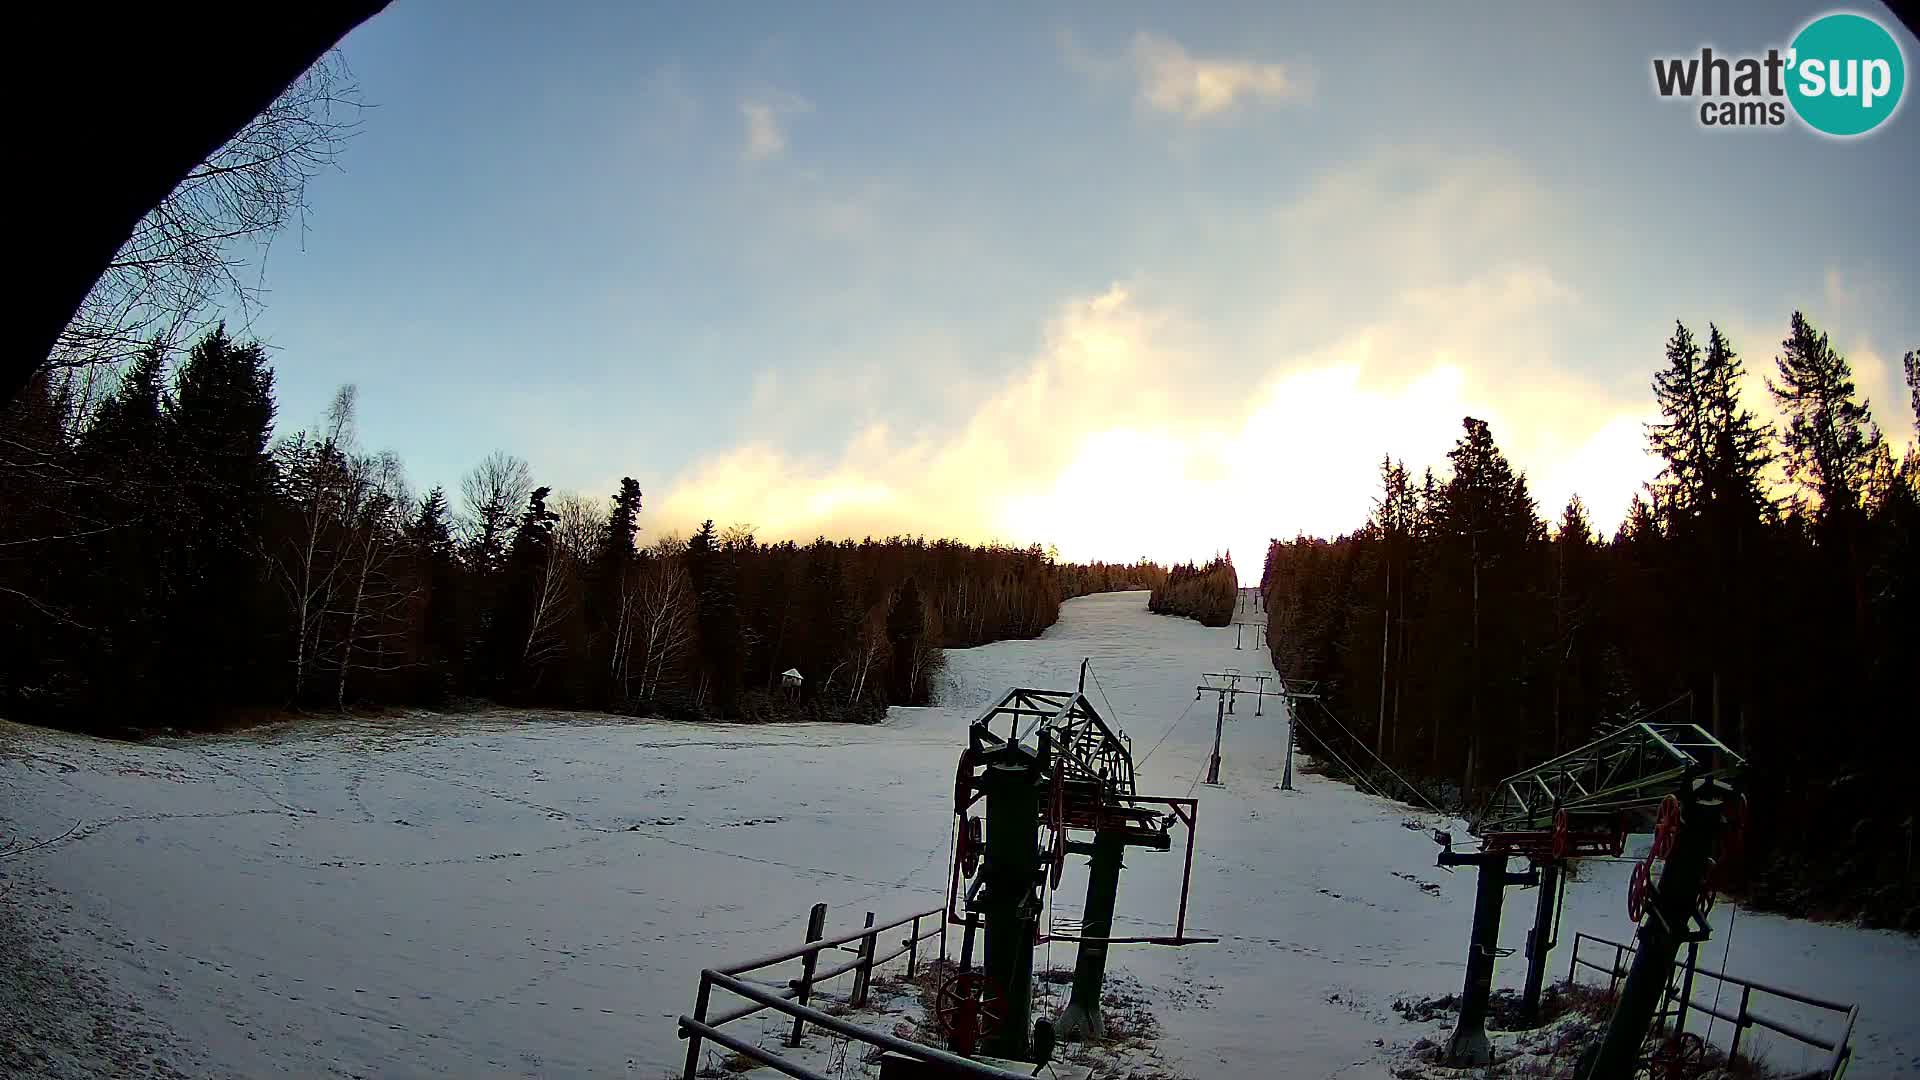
[943,664,1213,1062]
[1432,721,1748,1079]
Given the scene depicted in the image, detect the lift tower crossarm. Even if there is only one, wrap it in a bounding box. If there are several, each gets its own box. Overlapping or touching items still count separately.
[1471,722,1744,838]
[1435,719,1747,1074]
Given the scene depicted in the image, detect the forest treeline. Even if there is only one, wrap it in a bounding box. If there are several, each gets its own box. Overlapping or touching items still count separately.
[1262,313,1919,929]
[1147,558,1239,627]
[0,327,1166,733]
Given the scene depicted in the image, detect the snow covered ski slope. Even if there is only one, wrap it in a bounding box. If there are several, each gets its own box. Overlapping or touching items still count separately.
[2,591,1916,1078]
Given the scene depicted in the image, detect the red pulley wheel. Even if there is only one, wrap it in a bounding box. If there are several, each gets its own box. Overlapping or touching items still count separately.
[935,970,1006,1057]
[1652,794,1682,860]
[958,815,983,878]
[1651,1032,1706,1080]
[1628,859,1652,923]
[1552,808,1570,860]
[953,751,975,817]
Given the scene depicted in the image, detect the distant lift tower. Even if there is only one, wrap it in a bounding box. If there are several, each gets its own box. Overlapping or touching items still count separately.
[1231,621,1267,651]
[1430,722,1745,1077]
[1191,671,1316,788]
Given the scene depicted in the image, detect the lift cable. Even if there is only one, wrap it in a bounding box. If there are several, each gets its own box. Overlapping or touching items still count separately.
[1309,697,1450,818]
[1289,712,1393,803]
[1087,664,1125,741]
[1703,903,1740,1053]
[1136,695,1200,769]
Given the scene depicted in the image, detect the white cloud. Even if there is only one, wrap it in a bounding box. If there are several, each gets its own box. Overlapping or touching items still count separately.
[655,267,1647,565]
[1128,32,1309,118]
[645,151,1690,564]
[740,93,812,162]
[742,103,786,161]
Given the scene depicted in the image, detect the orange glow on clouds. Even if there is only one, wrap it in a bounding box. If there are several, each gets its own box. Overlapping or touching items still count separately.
[655,281,1668,566]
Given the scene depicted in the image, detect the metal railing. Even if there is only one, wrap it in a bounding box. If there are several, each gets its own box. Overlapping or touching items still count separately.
[679,900,1028,1080]
[1566,932,1857,1079]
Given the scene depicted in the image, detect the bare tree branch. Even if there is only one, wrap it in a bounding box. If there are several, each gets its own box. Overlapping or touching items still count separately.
[45,53,366,378]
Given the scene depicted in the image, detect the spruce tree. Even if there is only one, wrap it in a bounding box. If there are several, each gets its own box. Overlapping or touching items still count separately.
[600,479,642,565]
[1904,348,1918,427]
[588,478,642,705]
[802,539,859,700]
[886,577,928,704]
[1648,321,1710,517]
[1548,496,1603,753]
[407,487,461,702]
[1647,323,1775,746]
[1698,326,1775,519]
[69,349,176,710]
[164,326,278,707]
[484,486,558,697]
[1436,417,1544,789]
[1770,311,1883,523]
[686,519,744,713]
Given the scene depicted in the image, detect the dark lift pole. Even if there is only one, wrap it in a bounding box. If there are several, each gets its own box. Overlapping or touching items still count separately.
[1581,778,1729,1080]
[1055,828,1126,1039]
[1519,860,1562,1026]
[1439,848,1537,1066]
[1205,691,1225,785]
[980,753,1041,1061]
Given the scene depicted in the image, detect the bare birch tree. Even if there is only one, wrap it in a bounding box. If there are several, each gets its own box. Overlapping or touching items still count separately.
[847,606,889,706]
[331,450,413,709]
[633,537,695,704]
[522,529,574,674]
[270,385,357,700]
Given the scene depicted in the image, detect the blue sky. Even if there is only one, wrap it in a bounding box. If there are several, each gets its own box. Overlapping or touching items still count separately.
[242,1,1920,564]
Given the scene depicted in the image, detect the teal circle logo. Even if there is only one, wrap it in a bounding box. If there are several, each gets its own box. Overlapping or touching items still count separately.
[1787,12,1905,136]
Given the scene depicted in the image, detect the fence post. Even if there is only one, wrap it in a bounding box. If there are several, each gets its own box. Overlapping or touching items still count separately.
[1729,984,1752,1062]
[1673,939,1699,1037]
[682,972,712,1080]
[907,914,922,980]
[939,912,949,964]
[1609,943,1624,997]
[851,911,878,1008]
[786,902,829,1048]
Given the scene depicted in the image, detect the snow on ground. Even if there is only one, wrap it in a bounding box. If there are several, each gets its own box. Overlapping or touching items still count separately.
[1,591,1916,1079]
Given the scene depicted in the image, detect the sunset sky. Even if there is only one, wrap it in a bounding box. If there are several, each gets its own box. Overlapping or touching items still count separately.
[245,1,1918,566]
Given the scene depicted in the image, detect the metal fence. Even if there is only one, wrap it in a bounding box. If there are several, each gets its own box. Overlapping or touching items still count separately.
[677,900,1031,1080]
[1565,931,1857,1079]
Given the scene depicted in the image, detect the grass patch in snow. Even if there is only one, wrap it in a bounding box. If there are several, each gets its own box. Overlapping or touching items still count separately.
[1391,983,1786,1079]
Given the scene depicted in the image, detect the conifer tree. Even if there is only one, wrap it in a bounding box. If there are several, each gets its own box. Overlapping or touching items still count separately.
[406,486,461,702]
[1771,311,1882,524]
[1648,322,1710,516]
[685,519,744,712]
[886,577,928,703]
[165,325,277,704]
[1436,417,1543,788]
[1904,348,1918,427]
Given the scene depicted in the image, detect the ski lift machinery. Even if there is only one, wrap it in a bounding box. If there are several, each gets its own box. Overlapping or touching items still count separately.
[943,662,1215,1062]
[1431,718,1748,1080]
